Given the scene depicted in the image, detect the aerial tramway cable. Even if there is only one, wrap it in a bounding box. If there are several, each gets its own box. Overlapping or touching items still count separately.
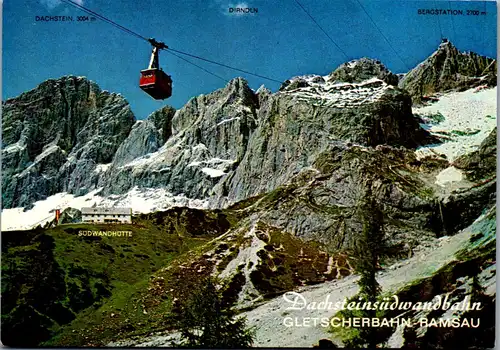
[60,0,148,41]
[292,0,350,61]
[353,0,411,71]
[435,1,444,40]
[164,50,229,83]
[448,1,456,41]
[165,48,284,83]
[60,0,284,85]
[60,0,417,88]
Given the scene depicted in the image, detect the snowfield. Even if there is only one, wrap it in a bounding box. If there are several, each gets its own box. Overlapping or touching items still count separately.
[414,87,497,161]
[282,76,393,108]
[435,166,464,187]
[3,87,495,231]
[1,187,209,231]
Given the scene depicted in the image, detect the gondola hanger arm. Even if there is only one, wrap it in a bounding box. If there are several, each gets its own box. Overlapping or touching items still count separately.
[148,38,168,50]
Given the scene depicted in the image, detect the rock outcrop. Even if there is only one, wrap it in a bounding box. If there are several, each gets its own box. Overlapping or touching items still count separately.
[99,77,259,199]
[399,41,496,102]
[2,76,135,208]
[58,207,82,225]
[148,105,176,145]
[328,57,399,86]
[111,120,162,167]
[98,68,434,206]
[1,43,493,218]
[1,42,496,349]
[212,76,434,206]
[453,127,497,181]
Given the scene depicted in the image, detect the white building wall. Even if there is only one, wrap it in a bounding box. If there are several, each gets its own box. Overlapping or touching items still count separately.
[81,213,132,224]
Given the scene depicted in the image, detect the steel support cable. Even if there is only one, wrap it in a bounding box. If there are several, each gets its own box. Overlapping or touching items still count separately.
[165,47,284,83]
[60,0,284,84]
[353,0,411,71]
[164,50,229,83]
[60,0,149,41]
[292,0,350,61]
[448,1,456,40]
[483,1,487,53]
[435,0,444,40]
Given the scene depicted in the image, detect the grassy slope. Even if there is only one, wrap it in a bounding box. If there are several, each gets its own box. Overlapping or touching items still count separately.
[2,145,475,347]
[50,207,349,346]
[1,208,232,347]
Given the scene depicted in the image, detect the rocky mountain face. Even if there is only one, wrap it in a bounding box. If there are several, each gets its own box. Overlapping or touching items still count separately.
[1,42,496,348]
[2,57,438,211]
[110,106,177,168]
[2,76,135,208]
[390,205,496,349]
[99,77,259,201]
[2,43,495,243]
[453,127,497,181]
[2,43,495,248]
[327,57,400,85]
[98,59,435,208]
[399,40,497,102]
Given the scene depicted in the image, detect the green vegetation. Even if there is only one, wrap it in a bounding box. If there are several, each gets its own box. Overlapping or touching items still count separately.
[226,194,264,212]
[2,208,230,347]
[155,219,349,310]
[417,155,448,173]
[349,197,385,348]
[425,112,445,124]
[248,223,352,296]
[329,294,391,346]
[450,129,481,137]
[260,185,298,209]
[331,194,387,348]
[173,276,255,348]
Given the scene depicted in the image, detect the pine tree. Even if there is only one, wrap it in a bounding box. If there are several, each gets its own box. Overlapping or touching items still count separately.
[346,193,385,348]
[174,277,254,348]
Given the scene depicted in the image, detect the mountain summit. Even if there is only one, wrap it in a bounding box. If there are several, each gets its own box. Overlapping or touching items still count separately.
[399,40,496,102]
[1,43,495,216]
[1,43,497,349]
[2,76,135,208]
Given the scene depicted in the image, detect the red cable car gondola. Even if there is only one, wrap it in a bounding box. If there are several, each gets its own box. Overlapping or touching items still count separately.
[139,38,172,100]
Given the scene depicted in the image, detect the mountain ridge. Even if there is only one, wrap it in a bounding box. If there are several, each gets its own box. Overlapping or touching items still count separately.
[1,42,496,217]
[399,40,496,102]
[1,41,497,348]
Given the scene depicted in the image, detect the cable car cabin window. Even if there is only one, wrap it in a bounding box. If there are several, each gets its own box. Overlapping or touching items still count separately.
[139,68,172,100]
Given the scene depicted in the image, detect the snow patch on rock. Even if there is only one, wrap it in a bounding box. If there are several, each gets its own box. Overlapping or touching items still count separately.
[219,224,267,308]
[217,116,241,126]
[2,140,26,154]
[435,166,464,187]
[1,187,209,231]
[201,167,226,178]
[415,87,496,161]
[188,158,235,177]
[282,77,392,108]
[94,163,112,173]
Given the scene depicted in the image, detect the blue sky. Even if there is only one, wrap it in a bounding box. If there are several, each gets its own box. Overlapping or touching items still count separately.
[3,0,497,119]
